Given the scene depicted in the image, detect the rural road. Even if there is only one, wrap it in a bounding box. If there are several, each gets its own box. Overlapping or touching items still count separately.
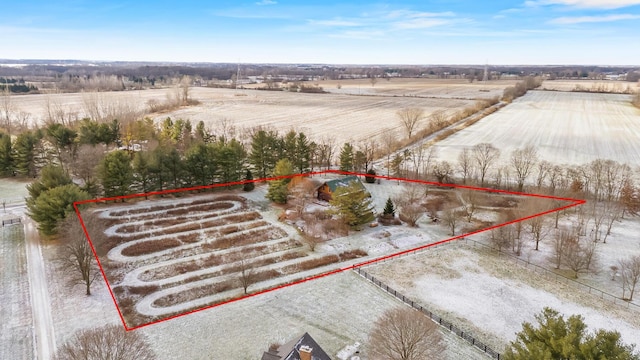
[24,217,56,360]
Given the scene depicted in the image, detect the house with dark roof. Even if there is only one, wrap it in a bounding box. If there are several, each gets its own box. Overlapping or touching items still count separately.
[316,176,368,202]
[261,332,332,360]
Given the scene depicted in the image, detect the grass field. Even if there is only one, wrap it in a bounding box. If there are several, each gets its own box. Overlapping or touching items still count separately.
[0,225,33,360]
[154,87,476,145]
[366,243,640,352]
[431,90,640,166]
[540,79,639,93]
[7,79,509,146]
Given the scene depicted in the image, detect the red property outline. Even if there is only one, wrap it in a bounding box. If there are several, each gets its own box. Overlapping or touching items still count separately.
[72,170,585,331]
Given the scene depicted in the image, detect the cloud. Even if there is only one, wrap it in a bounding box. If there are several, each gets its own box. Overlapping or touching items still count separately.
[393,18,452,29]
[551,13,640,23]
[525,0,640,9]
[307,19,361,27]
[386,10,456,19]
[256,0,277,5]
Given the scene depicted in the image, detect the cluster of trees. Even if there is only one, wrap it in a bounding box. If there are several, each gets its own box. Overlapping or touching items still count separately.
[19,115,338,236]
[367,307,638,360]
[1,83,38,93]
[26,165,90,236]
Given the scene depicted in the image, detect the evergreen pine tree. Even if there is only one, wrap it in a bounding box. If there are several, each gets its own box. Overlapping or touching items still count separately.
[504,307,639,360]
[0,133,13,176]
[243,169,255,191]
[266,159,293,204]
[339,143,354,172]
[383,197,395,217]
[27,184,90,236]
[99,150,133,198]
[12,130,39,177]
[329,182,375,229]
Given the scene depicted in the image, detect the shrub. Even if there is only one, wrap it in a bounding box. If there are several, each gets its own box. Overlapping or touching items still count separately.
[365,169,377,183]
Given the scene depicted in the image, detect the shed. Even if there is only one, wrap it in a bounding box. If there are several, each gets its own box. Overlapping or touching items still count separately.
[316,176,368,202]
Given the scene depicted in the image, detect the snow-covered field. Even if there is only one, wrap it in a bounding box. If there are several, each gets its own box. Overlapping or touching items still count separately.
[0,225,33,360]
[0,178,30,204]
[7,85,478,145]
[154,88,475,145]
[312,78,515,100]
[41,240,488,359]
[432,90,640,166]
[366,242,640,352]
[540,79,639,93]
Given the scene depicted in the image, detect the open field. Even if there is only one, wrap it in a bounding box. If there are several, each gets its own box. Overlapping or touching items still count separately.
[5,89,173,124]
[0,178,30,204]
[0,225,33,360]
[431,90,640,166]
[307,78,515,100]
[540,79,639,93]
[6,82,489,145]
[154,87,476,144]
[366,243,640,352]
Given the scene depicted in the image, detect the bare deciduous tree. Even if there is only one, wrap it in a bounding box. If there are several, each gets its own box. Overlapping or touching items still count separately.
[461,189,477,223]
[524,199,551,251]
[54,324,156,360]
[457,147,475,184]
[620,178,640,218]
[472,143,500,186]
[381,128,397,176]
[441,209,459,236]
[619,255,640,301]
[432,160,453,184]
[238,254,257,295]
[550,228,573,269]
[318,136,336,171]
[288,179,317,217]
[396,107,424,138]
[368,307,445,360]
[510,145,538,192]
[428,110,448,130]
[563,234,598,279]
[58,216,101,295]
[396,185,425,227]
[1,86,14,135]
[489,224,515,253]
[535,160,551,189]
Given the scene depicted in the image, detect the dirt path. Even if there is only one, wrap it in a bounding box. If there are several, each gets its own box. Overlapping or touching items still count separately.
[24,218,56,360]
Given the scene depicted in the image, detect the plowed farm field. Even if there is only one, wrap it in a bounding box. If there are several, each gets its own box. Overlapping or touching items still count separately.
[154,88,476,144]
[431,90,640,165]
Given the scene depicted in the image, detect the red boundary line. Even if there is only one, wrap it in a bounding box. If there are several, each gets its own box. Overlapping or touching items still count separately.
[72,170,585,331]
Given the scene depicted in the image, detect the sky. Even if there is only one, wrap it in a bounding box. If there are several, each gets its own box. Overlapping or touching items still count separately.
[1,0,639,65]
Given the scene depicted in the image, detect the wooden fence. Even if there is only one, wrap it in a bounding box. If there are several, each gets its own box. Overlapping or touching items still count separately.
[354,267,501,359]
[2,217,21,227]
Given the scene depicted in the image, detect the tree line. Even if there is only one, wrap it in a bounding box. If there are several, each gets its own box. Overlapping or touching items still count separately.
[17,117,324,236]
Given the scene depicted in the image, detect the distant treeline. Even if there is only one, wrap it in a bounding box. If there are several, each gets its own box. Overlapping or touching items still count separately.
[0,77,38,93]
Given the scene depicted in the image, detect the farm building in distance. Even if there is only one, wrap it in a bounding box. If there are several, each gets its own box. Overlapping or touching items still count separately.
[261,332,331,360]
[316,176,369,201]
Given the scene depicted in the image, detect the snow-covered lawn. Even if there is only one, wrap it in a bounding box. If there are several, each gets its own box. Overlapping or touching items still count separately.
[431,90,640,166]
[0,225,33,360]
[366,242,640,352]
[0,178,30,204]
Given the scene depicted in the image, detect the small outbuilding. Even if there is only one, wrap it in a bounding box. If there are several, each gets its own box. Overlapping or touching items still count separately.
[316,176,368,202]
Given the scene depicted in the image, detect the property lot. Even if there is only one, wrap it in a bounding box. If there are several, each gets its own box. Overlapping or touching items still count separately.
[86,192,373,328]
